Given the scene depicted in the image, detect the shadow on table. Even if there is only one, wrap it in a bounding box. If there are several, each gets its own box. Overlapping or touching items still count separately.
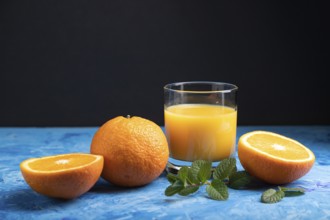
[2,188,74,211]
[3,178,149,212]
[89,178,148,194]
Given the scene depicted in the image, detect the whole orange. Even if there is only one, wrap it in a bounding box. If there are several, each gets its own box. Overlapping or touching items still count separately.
[90,116,169,187]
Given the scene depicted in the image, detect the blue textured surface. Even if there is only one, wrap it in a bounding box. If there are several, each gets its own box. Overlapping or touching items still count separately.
[0,126,329,220]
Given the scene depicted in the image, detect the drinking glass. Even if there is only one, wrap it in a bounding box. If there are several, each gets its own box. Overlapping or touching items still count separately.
[164,81,238,173]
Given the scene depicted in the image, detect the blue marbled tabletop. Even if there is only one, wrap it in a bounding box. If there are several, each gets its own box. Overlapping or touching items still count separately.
[0,126,329,220]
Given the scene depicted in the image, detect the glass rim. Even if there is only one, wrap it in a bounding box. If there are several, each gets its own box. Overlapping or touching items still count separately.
[164,81,238,94]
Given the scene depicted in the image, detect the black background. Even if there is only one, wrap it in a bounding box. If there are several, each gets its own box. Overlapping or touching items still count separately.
[1,1,329,126]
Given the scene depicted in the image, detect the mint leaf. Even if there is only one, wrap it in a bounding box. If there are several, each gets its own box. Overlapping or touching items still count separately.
[177,166,189,184]
[197,161,212,183]
[206,179,229,200]
[187,168,199,184]
[228,171,252,189]
[190,160,212,183]
[165,180,184,196]
[178,185,200,196]
[189,160,201,182]
[279,187,305,197]
[167,173,179,184]
[213,158,237,180]
[261,188,285,203]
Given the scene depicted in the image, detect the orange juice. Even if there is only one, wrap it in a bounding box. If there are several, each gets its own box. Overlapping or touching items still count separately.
[164,104,237,162]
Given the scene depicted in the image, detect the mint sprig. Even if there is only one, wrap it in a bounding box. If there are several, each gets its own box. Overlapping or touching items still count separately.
[164,158,251,200]
[261,186,305,203]
[165,158,306,203]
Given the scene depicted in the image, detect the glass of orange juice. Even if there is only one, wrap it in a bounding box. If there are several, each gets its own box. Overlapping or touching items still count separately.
[164,81,238,173]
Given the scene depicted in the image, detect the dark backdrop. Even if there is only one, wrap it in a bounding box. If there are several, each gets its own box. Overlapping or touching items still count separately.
[0,1,328,126]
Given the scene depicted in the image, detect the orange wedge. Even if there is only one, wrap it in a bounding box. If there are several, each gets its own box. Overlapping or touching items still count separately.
[20,153,104,199]
[238,131,315,184]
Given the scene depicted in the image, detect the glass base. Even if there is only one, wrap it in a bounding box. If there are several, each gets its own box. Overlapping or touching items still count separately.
[166,157,223,174]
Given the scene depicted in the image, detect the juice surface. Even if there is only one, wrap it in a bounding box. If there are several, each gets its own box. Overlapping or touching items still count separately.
[164,104,237,161]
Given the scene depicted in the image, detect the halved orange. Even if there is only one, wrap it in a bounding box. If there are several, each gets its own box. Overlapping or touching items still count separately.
[20,153,104,199]
[238,131,315,184]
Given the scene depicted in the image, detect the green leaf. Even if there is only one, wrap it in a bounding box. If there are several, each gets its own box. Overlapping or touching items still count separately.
[178,166,189,184]
[167,173,179,184]
[279,187,305,197]
[261,188,285,203]
[165,180,184,196]
[228,171,252,189]
[188,160,200,182]
[190,160,212,183]
[206,179,229,200]
[197,161,212,183]
[187,168,199,184]
[178,185,200,196]
[213,158,237,180]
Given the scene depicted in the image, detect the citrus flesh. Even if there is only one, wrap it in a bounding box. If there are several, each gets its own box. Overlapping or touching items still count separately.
[238,131,315,184]
[90,116,169,187]
[20,153,104,199]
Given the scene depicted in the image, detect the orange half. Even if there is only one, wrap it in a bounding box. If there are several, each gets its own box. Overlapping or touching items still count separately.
[238,131,315,184]
[20,153,104,199]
